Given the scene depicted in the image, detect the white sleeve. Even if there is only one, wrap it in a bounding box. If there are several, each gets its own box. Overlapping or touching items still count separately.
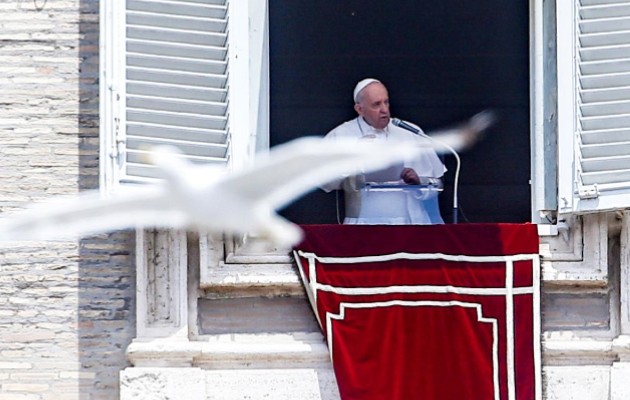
[402,132,447,178]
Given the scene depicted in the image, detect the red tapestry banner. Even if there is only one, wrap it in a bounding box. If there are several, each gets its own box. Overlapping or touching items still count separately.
[293,224,540,400]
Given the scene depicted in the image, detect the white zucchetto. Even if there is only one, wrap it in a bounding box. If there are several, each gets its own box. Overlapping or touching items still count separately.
[353,78,381,103]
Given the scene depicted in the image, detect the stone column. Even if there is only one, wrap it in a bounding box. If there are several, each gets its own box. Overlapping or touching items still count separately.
[121,229,207,399]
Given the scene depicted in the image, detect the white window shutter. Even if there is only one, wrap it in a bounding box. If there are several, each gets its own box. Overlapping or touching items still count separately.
[557,0,630,213]
[101,0,266,189]
[124,0,230,182]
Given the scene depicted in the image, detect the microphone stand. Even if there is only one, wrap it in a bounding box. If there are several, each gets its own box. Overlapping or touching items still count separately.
[391,118,461,224]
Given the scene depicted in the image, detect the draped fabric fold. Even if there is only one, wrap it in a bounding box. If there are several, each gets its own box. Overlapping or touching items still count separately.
[293,224,540,400]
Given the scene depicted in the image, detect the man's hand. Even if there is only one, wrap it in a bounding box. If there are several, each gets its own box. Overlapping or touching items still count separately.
[400,167,420,185]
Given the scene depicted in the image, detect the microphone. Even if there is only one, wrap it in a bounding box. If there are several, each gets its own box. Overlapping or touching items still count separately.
[391,118,421,135]
[391,117,462,224]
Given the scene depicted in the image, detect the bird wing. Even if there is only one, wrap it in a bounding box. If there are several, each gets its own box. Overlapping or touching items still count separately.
[0,184,187,241]
[217,136,429,211]
[425,110,497,152]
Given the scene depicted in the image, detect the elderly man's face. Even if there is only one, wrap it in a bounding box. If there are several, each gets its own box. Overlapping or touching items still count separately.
[354,83,390,130]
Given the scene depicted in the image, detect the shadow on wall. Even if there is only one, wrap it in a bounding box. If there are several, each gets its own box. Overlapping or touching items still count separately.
[77,1,136,398]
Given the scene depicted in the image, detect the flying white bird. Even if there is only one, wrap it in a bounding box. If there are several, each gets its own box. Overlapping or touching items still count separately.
[393,109,496,151]
[0,112,494,247]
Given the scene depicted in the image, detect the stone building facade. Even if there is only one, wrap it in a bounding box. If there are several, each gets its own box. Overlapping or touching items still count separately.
[2,1,630,400]
[0,1,135,399]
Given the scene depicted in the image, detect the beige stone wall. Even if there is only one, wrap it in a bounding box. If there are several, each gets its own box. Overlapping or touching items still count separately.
[2,1,626,399]
[0,1,135,399]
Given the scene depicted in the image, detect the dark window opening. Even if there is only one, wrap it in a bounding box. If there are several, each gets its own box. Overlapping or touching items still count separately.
[270,1,530,224]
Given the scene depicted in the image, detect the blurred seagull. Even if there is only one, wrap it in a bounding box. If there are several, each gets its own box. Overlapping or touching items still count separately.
[0,113,494,247]
[394,109,497,152]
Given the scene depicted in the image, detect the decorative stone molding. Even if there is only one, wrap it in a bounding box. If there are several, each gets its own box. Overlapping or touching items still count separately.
[542,335,615,366]
[198,232,302,296]
[126,333,331,369]
[224,234,293,264]
[136,228,188,339]
[541,213,608,286]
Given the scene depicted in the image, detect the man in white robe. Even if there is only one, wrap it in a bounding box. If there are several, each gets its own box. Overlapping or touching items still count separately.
[321,78,446,224]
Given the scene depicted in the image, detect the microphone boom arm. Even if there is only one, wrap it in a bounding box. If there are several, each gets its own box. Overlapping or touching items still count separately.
[391,117,462,224]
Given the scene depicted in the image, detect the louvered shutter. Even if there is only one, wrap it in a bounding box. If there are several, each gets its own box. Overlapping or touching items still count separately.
[557,0,630,213]
[101,0,268,191]
[122,0,229,182]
